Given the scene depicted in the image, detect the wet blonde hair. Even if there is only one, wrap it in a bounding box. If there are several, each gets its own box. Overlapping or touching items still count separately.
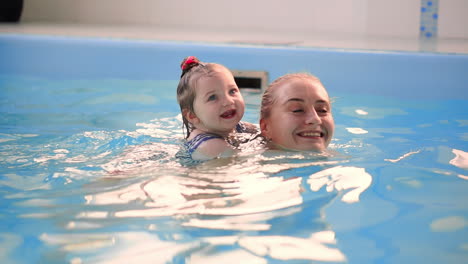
[260,73,324,121]
[176,56,231,138]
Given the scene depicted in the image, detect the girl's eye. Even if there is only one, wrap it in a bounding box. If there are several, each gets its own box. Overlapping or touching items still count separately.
[229,88,238,95]
[292,109,304,113]
[207,94,217,101]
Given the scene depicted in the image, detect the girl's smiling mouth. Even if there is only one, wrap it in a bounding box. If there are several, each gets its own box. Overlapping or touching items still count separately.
[220,109,237,119]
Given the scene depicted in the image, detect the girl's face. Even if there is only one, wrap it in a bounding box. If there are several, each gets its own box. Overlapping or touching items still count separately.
[187,68,245,136]
[260,78,334,151]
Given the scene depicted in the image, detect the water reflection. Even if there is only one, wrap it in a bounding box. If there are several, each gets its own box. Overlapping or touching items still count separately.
[450,148,468,170]
[384,150,421,163]
[84,169,304,218]
[238,231,346,262]
[307,166,372,204]
[430,215,467,232]
[36,149,375,263]
[40,230,347,263]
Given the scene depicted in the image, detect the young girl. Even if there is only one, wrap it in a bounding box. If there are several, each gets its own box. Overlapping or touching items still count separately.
[176,56,257,162]
[260,73,335,151]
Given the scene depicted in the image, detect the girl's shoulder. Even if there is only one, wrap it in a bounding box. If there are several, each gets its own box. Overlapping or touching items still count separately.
[176,131,227,164]
[186,132,223,154]
[179,130,233,161]
[192,136,233,160]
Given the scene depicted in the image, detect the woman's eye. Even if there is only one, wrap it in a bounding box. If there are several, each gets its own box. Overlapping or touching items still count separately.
[229,88,238,95]
[316,108,329,114]
[207,95,217,101]
[292,109,304,113]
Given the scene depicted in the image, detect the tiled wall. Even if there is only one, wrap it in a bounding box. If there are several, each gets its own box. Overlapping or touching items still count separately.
[420,0,439,39]
[21,0,468,39]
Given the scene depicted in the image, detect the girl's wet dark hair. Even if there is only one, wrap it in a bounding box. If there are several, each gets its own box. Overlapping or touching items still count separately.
[176,56,228,138]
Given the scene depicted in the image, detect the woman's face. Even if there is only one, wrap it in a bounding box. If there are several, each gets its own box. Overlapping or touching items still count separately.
[260,78,334,151]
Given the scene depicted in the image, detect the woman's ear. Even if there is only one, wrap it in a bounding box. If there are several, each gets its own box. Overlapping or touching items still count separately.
[183,109,199,125]
[260,118,271,138]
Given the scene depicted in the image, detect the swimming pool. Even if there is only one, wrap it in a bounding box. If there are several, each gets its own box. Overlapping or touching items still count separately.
[1,34,467,263]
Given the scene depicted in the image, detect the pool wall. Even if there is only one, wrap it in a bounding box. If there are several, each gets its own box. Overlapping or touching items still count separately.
[1,34,467,99]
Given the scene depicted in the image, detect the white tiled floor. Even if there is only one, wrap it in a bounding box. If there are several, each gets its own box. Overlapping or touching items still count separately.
[1,22,468,54]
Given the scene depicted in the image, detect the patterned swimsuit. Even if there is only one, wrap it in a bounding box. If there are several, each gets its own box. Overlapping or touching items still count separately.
[176,122,255,164]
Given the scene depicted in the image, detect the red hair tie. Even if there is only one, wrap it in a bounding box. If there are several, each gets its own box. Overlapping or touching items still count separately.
[181,56,200,71]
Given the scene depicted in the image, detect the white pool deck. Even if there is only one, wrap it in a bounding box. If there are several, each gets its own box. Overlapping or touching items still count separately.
[1,23,468,54]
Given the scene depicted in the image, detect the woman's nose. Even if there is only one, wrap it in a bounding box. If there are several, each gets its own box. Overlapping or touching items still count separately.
[306,109,321,124]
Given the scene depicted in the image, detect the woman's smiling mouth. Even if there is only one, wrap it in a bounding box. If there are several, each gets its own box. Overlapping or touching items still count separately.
[297,131,324,138]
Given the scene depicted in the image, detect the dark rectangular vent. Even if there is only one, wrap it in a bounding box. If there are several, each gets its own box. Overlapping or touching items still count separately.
[234,76,262,90]
[231,70,268,92]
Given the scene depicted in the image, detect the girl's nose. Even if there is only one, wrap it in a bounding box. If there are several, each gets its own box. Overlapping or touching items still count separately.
[306,109,322,125]
[222,94,235,106]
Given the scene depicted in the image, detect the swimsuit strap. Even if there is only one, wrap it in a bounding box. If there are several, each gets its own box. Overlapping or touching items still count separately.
[186,133,223,154]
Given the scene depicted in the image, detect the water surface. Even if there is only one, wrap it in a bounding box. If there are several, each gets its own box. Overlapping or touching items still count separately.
[0,75,467,263]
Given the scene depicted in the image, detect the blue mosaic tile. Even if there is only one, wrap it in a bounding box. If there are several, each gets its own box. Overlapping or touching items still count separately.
[420,0,439,38]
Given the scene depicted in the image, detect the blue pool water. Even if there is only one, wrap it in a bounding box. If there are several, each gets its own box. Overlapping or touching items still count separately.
[0,35,467,263]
